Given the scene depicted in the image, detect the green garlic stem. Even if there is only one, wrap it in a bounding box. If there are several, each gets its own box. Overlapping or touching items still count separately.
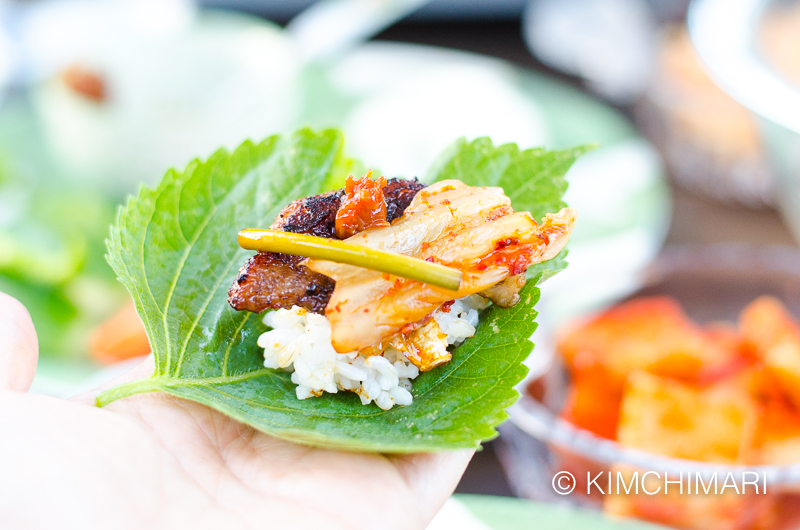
[238,229,462,291]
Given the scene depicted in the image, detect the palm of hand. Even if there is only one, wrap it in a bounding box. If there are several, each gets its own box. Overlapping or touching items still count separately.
[0,294,471,530]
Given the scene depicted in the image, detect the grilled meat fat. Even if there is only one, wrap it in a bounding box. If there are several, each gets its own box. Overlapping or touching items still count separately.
[228,177,426,314]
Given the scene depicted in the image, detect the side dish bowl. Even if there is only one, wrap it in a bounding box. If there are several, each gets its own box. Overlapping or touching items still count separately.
[499,244,800,528]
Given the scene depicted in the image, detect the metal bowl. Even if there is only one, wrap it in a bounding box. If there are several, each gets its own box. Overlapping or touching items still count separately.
[689,0,800,242]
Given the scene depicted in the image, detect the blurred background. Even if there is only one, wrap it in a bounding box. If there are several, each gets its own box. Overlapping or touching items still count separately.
[1,0,799,528]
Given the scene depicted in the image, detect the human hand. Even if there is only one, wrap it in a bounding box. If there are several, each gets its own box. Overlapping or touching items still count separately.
[0,292,473,530]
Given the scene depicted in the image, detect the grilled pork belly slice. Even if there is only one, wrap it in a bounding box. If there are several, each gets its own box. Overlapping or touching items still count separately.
[228,177,426,314]
[306,180,576,353]
[228,253,335,314]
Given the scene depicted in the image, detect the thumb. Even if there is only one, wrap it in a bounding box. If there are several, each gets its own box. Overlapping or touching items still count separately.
[0,292,39,392]
[392,449,475,527]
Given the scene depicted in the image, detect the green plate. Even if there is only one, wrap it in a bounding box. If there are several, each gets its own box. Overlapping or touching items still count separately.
[436,495,664,530]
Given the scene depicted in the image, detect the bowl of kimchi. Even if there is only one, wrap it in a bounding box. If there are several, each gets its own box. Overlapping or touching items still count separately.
[500,244,800,530]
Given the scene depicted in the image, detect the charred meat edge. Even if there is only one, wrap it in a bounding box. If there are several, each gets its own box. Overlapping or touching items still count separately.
[227,178,426,314]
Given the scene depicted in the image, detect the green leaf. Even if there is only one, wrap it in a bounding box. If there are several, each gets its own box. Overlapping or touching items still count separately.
[526,249,568,283]
[106,129,350,379]
[427,137,586,287]
[98,129,583,452]
[426,137,590,221]
[100,281,540,452]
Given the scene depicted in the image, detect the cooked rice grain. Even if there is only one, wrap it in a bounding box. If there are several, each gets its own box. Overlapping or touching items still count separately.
[257,297,482,409]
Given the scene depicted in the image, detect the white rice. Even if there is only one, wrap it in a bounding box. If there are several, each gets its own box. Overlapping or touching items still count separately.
[256,295,484,409]
[435,295,485,345]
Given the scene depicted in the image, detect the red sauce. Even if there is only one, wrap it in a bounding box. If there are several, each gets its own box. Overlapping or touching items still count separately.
[399,313,434,334]
[495,237,520,249]
[474,244,534,276]
[472,216,569,274]
[536,218,570,247]
[383,276,409,298]
[62,64,106,102]
[335,170,390,239]
[418,185,456,205]
[485,207,513,223]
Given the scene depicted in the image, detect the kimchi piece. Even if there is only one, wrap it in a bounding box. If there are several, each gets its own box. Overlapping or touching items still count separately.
[335,170,390,238]
[306,179,576,352]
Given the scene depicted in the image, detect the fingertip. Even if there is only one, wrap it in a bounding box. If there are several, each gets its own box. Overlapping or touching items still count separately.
[0,292,39,392]
[393,448,475,526]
